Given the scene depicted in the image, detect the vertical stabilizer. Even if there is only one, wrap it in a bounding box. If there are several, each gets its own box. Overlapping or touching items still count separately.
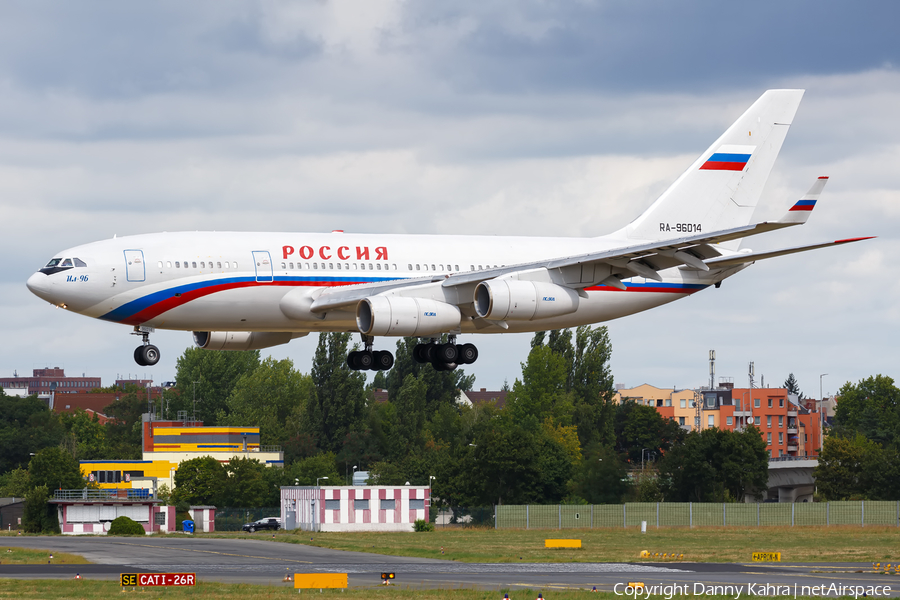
[622,90,804,250]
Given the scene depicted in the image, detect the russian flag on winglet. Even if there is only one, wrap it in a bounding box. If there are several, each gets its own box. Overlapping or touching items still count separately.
[700,145,756,171]
[789,199,816,212]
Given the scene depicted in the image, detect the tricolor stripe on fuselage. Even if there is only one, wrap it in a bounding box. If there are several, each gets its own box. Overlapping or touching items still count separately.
[99,275,709,325]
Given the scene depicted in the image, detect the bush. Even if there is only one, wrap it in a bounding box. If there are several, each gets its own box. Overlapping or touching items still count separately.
[108,516,146,536]
[413,519,434,532]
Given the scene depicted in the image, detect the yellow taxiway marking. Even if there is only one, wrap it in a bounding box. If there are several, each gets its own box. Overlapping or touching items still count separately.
[112,541,313,564]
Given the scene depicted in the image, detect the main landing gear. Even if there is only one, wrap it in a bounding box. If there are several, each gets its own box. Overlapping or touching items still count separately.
[132,326,160,367]
[347,335,395,371]
[412,336,478,372]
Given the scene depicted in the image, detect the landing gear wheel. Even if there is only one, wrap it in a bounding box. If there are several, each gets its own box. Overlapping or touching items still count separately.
[356,350,374,371]
[134,346,147,366]
[413,343,429,364]
[458,343,478,365]
[436,343,458,363]
[347,352,358,369]
[373,350,394,371]
[139,344,160,366]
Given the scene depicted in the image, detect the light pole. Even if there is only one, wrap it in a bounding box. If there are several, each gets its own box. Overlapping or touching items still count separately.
[641,448,650,472]
[316,476,328,487]
[352,465,358,485]
[428,475,435,500]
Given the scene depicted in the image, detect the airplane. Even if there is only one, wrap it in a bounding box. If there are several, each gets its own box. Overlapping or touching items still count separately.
[26,89,872,371]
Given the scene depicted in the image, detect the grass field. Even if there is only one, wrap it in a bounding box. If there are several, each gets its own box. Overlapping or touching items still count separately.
[0,546,89,565]
[269,526,900,563]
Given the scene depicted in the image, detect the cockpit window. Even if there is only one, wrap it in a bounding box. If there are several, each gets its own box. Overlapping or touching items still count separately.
[60,259,73,267]
[74,258,87,267]
[45,258,63,268]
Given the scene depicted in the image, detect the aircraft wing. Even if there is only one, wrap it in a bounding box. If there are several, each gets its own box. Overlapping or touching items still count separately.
[701,237,875,270]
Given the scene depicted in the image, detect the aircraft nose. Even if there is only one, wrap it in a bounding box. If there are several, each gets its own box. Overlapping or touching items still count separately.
[26,271,56,303]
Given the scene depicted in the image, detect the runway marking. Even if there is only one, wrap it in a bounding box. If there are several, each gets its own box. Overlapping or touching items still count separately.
[111,542,313,564]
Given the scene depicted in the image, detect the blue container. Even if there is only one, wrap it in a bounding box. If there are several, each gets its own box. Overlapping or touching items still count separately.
[182,519,194,533]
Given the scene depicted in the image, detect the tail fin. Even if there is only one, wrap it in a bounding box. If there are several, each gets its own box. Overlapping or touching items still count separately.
[621,89,804,250]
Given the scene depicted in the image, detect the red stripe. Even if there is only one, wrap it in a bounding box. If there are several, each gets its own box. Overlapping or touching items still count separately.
[834,236,876,244]
[584,285,700,294]
[788,205,814,211]
[700,161,746,171]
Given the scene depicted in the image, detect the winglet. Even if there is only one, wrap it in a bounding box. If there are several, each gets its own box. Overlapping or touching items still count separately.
[779,176,828,224]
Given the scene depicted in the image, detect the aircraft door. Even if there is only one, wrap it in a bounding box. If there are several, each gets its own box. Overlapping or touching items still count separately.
[124,250,146,282]
[252,251,273,282]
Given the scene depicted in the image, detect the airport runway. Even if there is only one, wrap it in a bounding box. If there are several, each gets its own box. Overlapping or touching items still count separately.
[2,536,899,595]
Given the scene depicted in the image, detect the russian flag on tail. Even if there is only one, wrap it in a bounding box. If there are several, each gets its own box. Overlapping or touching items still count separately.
[700,145,756,171]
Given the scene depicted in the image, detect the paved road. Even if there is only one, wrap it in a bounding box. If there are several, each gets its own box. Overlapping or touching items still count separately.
[2,536,898,595]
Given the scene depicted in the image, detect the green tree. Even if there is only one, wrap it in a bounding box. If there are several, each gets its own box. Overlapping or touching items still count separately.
[174,347,261,425]
[305,333,367,452]
[0,468,32,497]
[103,391,146,459]
[614,400,685,465]
[222,457,269,507]
[23,485,59,534]
[833,375,900,447]
[218,357,312,447]
[28,447,84,491]
[388,374,428,459]
[571,325,616,447]
[658,427,768,502]
[60,409,108,460]
[813,434,883,500]
[567,443,630,504]
[783,373,805,401]
[0,392,64,473]
[172,456,228,506]
[286,452,341,486]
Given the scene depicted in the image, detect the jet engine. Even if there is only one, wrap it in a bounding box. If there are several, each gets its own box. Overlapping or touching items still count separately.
[357,296,461,336]
[192,331,304,351]
[474,279,580,321]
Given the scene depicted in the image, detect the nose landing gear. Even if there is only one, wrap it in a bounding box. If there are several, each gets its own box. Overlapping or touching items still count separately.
[132,326,160,366]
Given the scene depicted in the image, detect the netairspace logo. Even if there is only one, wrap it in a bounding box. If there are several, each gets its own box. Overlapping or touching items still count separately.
[614,582,893,599]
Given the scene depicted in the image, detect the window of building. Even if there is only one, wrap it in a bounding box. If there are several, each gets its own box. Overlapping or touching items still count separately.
[354,499,369,510]
[665,399,671,407]
[779,432,784,444]
[768,398,773,408]
[767,433,772,445]
[325,500,341,510]
[380,499,395,510]
[679,417,685,425]
[754,416,761,426]
[680,399,686,408]
[707,415,714,427]
[726,416,733,426]
[409,499,425,510]
[779,416,784,428]
[767,416,772,428]
[754,398,760,408]
[779,398,784,407]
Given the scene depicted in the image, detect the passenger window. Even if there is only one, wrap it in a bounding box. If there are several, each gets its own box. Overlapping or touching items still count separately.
[74,258,87,267]
[166,261,172,268]
[416,264,420,270]
[360,263,366,270]
[157,261,163,268]
[234,262,238,269]
[455,265,459,271]
[336,263,342,270]
[217,262,222,268]
[368,263,373,270]
[313,263,318,270]
[344,263,349,270]
[329,263,333,269]
[376,263,381,270]
[288,262,293,269]
[202,262,207,268]
[281,262,286,269]
[304,263,309,269]
[175,262,181,268]
[192,262,197,268]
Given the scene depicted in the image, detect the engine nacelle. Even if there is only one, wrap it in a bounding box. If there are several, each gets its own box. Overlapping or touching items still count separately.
[357,296,461,336]
[474,279,580,321]
[193,331,300,351]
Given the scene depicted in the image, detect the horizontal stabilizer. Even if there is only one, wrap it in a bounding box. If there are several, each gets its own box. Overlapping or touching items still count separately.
[704,237,875,269]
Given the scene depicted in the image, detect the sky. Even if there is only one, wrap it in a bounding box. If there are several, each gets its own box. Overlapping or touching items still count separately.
[2,1,899,400]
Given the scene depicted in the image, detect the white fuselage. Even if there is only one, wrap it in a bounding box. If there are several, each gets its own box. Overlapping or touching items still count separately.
[26,230,737,338]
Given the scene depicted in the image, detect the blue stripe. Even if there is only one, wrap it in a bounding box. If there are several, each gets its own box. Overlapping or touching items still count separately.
[707,152,751,163]
[794,199,816,206]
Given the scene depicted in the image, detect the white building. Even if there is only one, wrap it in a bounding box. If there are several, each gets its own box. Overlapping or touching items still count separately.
[281,485,430,532]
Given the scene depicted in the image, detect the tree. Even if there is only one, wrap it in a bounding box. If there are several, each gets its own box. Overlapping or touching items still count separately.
[305,333,367,452]
[286,452,341,486]
[571,325,616,448]
[0,468,32,497]
[833,375,900,448]
[813,434,884,500]
[783,373,805,401]
[658,427,768,502]
[103,391,147,459]
[381,337,475,415]
[60,409,107,460]
[174,347,261,425]
[218,357,312,448]
[0,393,64,473]
[23,485,59,534]
[614,401,685,465]
[222,457,269,507]
[172,456,228,506]
[28,447,84,491]
[567,443,630,504]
